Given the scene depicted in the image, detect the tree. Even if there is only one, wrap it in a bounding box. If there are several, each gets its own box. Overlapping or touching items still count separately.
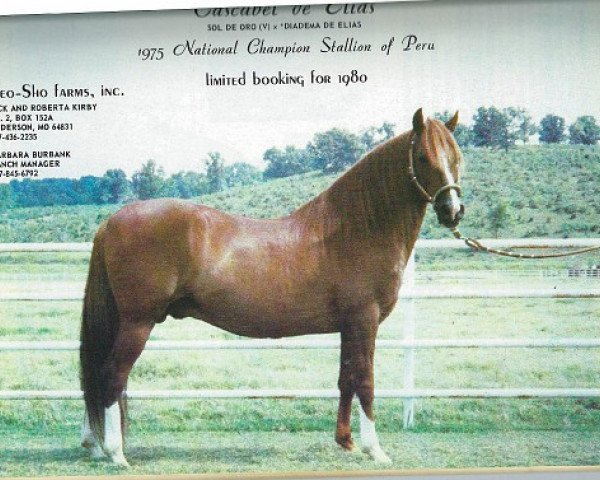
[165,171,208,198]
[263,146,311,179]
[506,107,537,145]
[569,116,600,145]
[472,106,536,150]
[0,184,13,210]
[487,200,510,238]
[471,107,512,150]
[360,122,395,150]
[8,178,35,207]
[433,111,473,147]
[8,177,84,206]
[132,160,166,200]
[205,152,226,193]
[225,162,261,187]
[307,128,365,173]
[539,114,566,144]
[380,122,395,141]
[184,171,209,196]
[77,176,105,204]
[101,169,130,203]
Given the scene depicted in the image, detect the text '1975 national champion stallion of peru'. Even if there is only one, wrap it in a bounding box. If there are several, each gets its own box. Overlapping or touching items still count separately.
[80,109,465,467]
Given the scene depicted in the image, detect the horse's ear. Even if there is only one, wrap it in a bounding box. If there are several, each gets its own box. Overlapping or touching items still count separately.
[412,108,425,134]
[445,111,459,132]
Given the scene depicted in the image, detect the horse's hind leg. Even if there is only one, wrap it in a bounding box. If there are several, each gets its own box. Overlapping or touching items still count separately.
[101,317,154,467]
[336,336,356,451]
[81,408,105,459]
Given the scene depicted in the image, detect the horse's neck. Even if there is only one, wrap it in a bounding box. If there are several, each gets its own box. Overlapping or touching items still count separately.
[295,132,427,263]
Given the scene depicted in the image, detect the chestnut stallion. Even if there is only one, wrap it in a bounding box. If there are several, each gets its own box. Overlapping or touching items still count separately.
[80,109,464,466]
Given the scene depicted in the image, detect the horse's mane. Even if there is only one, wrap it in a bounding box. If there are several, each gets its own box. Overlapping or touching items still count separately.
[291,119,462,245]
[292,130,419,243]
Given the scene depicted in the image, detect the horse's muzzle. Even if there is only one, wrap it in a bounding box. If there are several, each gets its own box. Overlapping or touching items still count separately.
[435,201,465,229]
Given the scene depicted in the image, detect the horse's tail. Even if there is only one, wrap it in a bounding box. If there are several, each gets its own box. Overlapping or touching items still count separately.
[80,227,121,441]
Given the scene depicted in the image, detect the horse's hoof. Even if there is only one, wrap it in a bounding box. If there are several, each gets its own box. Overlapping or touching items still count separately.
[341,443,358,453]
[336,436,356,452]
[109,453,130,468]
[82,440,107,460]
[364,445,392,464]
[89,445,107,460]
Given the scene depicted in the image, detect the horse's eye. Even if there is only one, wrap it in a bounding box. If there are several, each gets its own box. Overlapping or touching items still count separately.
[418,154,428,164]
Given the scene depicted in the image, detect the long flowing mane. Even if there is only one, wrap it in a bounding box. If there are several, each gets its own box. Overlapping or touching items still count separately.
[291,130,422,245]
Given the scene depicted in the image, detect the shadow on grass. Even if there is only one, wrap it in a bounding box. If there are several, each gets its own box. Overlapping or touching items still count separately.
[130,445,280,465]
[2,443,296,474]
[3,446,82,463]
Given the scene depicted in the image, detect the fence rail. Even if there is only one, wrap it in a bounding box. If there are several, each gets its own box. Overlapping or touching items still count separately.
[416,238,600,249]
[2,338,600,351]
[2,237,600,253]
[1,239,599,425]
[2,287,599,301]
[2,388,599,401]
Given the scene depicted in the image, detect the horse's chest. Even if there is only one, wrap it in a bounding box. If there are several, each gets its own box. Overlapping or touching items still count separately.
[381,268,402,293]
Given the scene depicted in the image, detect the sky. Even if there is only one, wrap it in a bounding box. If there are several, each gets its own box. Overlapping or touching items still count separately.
[1,0,599,180]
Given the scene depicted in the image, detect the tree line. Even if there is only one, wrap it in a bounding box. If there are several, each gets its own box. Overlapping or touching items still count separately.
[263,108,599,178]
[441,107,600,151]
[0,156,262,208]
[1,106,598,209]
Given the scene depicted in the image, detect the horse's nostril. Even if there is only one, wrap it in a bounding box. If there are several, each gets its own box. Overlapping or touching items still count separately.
[456,204,465,220]
[441,204,453,216]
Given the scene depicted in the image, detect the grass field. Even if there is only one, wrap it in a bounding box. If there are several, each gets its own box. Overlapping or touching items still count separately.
[0,250,599,476]
[3,429,600,477]
[1,145,600,244]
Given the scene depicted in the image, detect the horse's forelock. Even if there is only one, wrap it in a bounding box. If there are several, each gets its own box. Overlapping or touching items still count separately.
[424,119,462,170]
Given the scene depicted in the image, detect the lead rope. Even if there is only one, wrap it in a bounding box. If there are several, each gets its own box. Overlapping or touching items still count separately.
[449,227,600,259]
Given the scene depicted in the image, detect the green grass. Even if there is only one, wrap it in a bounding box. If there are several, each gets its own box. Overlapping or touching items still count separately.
[2,429,598,477]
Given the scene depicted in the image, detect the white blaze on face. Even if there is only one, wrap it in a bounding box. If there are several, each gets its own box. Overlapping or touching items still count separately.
[440,150,462,214]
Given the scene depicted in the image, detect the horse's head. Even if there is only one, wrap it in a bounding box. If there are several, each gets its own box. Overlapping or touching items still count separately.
[409,108,465,229]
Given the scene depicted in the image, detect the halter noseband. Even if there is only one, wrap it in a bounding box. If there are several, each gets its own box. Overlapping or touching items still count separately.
[407,134,462,205]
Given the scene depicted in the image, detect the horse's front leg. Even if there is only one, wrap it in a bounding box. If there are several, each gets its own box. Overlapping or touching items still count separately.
[357,391,391,464]
[336,303,392,463]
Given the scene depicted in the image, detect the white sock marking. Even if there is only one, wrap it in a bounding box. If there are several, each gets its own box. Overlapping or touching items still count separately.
[359,407,392,463]
[103,402,130,467]
[81,410,105,459]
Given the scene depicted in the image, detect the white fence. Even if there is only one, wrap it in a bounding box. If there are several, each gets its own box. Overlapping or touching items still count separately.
[1,239,599,428]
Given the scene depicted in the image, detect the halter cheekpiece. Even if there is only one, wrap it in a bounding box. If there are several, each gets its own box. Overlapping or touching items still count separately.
[407,133,462,205]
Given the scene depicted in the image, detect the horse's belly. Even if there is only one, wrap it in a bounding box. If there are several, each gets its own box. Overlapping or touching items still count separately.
[189,287,338,338]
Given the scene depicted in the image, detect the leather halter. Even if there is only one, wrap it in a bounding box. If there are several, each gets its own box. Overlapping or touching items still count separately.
[407,134,462,205]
